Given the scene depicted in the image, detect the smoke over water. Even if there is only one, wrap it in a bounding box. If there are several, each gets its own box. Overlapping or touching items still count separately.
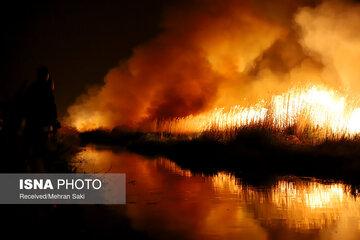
[66,0,360,132]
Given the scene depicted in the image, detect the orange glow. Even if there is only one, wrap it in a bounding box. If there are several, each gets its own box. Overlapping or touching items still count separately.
[155,158,193,177]
[157,104,267,133]
[211,172,360,230]
[72,114,107,132]
[72,147,360,237]
[156,85,360,139]
[71,84,360,140]
[66,0,360,140]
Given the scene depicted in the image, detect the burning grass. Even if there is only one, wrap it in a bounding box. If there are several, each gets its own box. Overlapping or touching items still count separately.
[156,85,360,141]
[73,84,360,143]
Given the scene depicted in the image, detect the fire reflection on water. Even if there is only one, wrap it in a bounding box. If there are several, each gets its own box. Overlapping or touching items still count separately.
[212,172,360,230]
[155,158,193,177]
[73,147,360,239]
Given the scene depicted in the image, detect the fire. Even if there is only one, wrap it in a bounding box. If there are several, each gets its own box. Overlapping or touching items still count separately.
[66,0,360,138]
[70,112,108,132]
[71,84,360,140]
[157,104,268,133]
[157,85,360,139]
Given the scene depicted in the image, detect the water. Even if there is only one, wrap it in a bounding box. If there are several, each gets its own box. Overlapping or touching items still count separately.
[72,146,360,240]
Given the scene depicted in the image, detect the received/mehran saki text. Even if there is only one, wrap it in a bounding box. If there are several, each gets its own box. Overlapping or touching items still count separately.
[19,193,85,200]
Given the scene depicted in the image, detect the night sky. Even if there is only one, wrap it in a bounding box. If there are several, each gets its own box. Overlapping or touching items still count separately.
[0,0,170,117]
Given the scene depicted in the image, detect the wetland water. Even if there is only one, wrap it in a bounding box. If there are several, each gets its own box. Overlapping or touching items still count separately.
[72,146,360,240]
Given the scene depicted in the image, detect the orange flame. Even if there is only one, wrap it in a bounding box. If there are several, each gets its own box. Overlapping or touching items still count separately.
[156,85,360,139]
[71,84,360,140]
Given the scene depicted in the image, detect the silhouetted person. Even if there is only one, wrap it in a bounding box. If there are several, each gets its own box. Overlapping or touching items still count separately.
[24,67,60,164]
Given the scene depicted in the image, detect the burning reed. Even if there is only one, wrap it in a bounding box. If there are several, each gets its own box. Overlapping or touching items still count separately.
[157,85,360,141]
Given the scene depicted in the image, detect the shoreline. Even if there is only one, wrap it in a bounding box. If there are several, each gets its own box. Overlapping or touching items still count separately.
[78,128,360,185]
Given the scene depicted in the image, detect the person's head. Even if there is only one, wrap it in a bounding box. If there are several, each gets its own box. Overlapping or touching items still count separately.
[37,66,50,82]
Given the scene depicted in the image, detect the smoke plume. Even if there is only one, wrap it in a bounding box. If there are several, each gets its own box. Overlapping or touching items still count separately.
[66,0,360,131]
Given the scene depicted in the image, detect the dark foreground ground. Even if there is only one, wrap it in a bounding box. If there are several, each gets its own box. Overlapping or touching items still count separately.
[0,129,154,239]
